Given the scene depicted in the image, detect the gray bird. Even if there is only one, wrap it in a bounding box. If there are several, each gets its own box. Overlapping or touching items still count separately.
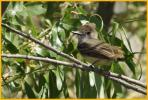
[72,23,124,66]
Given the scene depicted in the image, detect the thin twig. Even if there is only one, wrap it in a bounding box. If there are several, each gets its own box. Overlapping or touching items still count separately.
[108,76,146,95]
[108,72,146,88]
[2,54,146,95]
[19,27,51,48]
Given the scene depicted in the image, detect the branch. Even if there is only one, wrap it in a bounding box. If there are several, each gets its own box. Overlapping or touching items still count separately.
[1,23,86,66]
[2,54,146,95]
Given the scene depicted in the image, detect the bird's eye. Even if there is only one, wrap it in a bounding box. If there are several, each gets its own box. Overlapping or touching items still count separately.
[86,32,90,35]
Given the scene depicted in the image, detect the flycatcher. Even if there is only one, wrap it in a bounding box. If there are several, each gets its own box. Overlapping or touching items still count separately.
[72,23,124,66]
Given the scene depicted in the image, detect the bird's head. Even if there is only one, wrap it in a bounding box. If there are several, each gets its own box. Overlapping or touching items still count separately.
[72,23,98,42]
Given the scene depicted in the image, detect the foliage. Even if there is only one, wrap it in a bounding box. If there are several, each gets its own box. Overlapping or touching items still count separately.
[2,2,146,98]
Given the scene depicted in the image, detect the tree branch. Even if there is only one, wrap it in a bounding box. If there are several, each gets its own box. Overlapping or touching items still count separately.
[2,54,146,95]
[2,23,86,66]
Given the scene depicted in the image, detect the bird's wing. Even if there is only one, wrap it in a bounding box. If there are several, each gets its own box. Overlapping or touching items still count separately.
[78,39,123,60]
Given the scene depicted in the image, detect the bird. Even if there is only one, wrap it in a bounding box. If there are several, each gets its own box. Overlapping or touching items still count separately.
[72,23,124,66]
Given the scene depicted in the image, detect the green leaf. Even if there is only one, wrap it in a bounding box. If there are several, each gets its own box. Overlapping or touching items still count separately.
[57,27,65,42]
[76,6,87,14]
[75,69,81,97]
[50,26,58,46]
[49,51,58,59]
[36,47,51,57]
[104,78,112,98]
[121,26,133,52]
[112,91,117,98]
[88,85,97,98]
[112,81,122,96]
[48,70,60,98]
[89,72,95,87]
[89,14,104,32]
[64,42,74,54]
[111,63,125,75]
[36,75,46,93]
[111,22,119,43]
[24,81,36,98]
[37,86,44,98]
[25,16,38,36]
[24,3,46,16]
[60,23,72,31]
[15,15,25,25]
[3,35,19,54]
[126,59,136,76]
[63,77,69,98]
[95,74,102,97]
[81,71,97,98]
[55,67,64,91]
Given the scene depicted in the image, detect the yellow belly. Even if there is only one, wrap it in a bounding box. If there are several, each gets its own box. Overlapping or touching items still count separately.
[83,55,113,66]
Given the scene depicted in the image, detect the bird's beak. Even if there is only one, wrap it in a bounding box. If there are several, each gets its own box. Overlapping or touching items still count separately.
[71,31,82,35]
